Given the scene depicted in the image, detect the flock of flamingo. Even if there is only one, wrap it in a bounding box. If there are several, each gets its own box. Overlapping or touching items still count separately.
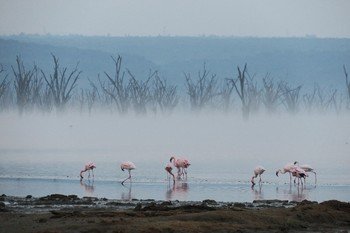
[80,157,317,187]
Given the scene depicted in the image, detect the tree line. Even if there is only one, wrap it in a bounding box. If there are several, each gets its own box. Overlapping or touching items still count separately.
[0,54,349,118]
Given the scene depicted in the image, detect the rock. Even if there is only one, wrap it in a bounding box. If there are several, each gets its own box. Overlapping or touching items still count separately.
[202,199,217,205]
[233,203,246,208]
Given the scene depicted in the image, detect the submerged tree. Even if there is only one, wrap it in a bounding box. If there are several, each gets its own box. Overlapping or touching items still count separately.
[12,56,38,114]
[229,64,251,119]
[261,75,283,113]
[100,56,130,114]
[0,64,9,109]
[127,69,154,114]
[185,64,218,111]
[153,72,179,114]
[219,79,234,112]
[344,65,350,109]
[41,54,81,112]
[281,82,302,114]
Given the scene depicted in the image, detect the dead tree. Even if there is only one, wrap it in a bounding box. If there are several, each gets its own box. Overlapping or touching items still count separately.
[0,64,9,108]
[303,84,319,112]
[127,69,155,114]
[230,64,249,118]
[153,72,179,114]
[246,75,262,114]
[100,56,130,114]
[281,83,302,114]
[12,56,36,114]
[261,75,283,113]
[219,79,234,112]
[185,64,218,111]
[85,81,99,115]
[344,65,350,109]
[41,54,81,112]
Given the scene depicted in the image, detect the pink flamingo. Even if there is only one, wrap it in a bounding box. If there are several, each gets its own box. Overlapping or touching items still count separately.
[290,166,308,185]
[121,161,136,185]
[165,163,175,183]
[294,161,317,184]
[251,166,266,186]
[170,156,190,179]
[80,162,96,180]
[275,163,296,183]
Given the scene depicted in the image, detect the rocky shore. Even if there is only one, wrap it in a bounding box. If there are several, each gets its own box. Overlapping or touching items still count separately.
[1,194,349,232]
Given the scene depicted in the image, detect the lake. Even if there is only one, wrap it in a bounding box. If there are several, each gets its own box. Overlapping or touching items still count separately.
[0,112,349,202]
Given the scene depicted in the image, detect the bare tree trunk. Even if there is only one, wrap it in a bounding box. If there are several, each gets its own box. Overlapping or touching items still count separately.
[344,65,350,109]
[230,64,250,119]
[262,74,283,113]
[127,69,154,115]
[100,56,130,114]
[219,79,234,113]
[41,54,81,112]
[12,56,36,114]
[0,64,9,111]
[281,82,302,114]
[153,73,179,114]
[185,63,218,112]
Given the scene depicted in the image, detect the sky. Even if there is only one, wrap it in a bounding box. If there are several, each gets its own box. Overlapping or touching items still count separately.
[0,0,350,37]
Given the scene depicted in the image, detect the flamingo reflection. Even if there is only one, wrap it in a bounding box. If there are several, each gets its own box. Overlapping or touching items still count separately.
[275,183,315,202]
[251,183,264,200]
[166,181,189,200]
[121,183,133,201]
[80,179,95,195]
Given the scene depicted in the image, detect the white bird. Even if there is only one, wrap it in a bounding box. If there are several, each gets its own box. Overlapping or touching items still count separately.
[120,161,136,185]
[290,166,308,185]
[276,163,296,183]
[251,166,266,186]
[294,161,317,184]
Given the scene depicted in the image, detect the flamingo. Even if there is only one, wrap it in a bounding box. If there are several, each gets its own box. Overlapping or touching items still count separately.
[80,162,96,180]
[290,166,308,185]
[121,161,136,185]
[165,163,175,183]
[294,161,317,184]
[275,163,296,183]
[170,156,190,179]
[251,166,266,186]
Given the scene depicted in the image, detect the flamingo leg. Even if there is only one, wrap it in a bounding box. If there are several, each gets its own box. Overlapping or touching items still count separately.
[121,170,131,185]
[259,174,262,183]
[92,169,94,178]
[313,171,317,184]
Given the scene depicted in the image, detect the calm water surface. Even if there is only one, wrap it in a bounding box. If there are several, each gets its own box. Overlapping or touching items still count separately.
[0,114,349,202]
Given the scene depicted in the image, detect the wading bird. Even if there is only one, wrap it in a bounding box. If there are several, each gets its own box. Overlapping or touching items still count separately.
[80,162,96,180]
[276,163,296,183]
[251,166,266,186]
[290,166,308,185]
[170,156,190,179]
[121,161,136,185]
[294,161,317,184]
[165,163,175,183]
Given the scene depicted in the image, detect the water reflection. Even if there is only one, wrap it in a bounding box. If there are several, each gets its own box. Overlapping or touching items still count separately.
[275,183,316,202]
[121,183,133,201]
[251,183,264,200]
[80,179,95,196]
[166,181,189,200]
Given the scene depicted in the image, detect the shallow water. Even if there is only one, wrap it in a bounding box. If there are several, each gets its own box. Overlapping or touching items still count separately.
[0,113,349,202]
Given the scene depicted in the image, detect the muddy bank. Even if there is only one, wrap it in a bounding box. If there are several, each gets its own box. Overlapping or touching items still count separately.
[0,194,349,232]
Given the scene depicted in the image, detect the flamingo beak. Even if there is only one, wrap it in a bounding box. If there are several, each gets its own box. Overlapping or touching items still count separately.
[275,171,279,177]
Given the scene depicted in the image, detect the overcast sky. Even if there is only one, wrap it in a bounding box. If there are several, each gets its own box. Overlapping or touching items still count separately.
[0,0,349,37]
